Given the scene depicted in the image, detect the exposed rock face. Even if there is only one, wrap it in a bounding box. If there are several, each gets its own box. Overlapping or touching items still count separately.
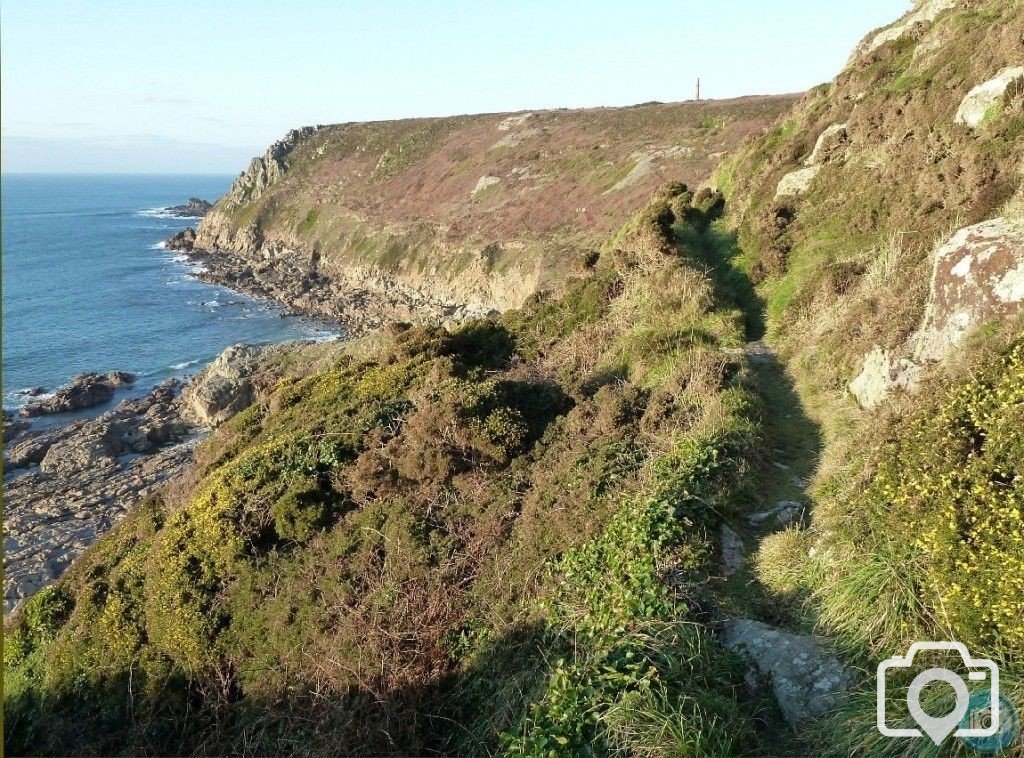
[776,166,821,198]
[723,619,853,730]
[3,380,198,614]
[955,66,1024,128]
[21,371,135,416]
[3,411,30,443]
[849,346,922,410]
[849,215,1024,408]
[166,197,213,217]
[165,226,197,251]
[864,0,958,54]
[224,126,320,206]
[915,216,1024,362]
[181,240,500,337]
[180,344,261,427]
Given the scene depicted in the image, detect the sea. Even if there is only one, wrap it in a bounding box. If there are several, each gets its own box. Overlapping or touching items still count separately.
[1,174,339,422]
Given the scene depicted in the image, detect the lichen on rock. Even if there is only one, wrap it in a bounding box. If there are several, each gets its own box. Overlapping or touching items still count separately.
[955,66,1024,128]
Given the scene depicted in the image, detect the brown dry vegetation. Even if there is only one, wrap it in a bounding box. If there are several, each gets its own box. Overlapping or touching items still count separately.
[202,97,795,307]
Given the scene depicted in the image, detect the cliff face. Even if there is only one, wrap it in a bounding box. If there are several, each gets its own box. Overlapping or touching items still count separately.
[722,0,1024,398]
[194,97,795,316]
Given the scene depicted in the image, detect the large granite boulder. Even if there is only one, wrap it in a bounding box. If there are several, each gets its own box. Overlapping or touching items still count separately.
[914,216,1024,362]
[181,344,261,427]
[850,214,1024,409]
[955,66,1024,129]
[723,619,853,730]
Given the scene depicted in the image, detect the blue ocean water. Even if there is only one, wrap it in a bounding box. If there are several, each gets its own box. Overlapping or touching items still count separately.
[1,174,338,418]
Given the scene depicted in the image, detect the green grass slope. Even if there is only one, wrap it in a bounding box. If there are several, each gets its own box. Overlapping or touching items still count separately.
[5,188,791,756]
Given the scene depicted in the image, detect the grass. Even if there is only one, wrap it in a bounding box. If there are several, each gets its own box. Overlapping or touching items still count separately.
[4,186,784,757]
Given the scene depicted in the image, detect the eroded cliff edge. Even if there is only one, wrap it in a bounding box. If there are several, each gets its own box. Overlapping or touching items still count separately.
[184,97,796,331]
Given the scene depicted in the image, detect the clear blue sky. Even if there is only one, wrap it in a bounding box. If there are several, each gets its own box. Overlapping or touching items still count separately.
[1,0,911,173]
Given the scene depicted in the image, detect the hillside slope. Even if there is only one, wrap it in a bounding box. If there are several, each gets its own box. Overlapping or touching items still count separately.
[5,1,1024,756]
[190,97,793,327]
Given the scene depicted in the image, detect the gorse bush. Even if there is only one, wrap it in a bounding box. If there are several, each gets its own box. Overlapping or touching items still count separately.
[4,188,770,756]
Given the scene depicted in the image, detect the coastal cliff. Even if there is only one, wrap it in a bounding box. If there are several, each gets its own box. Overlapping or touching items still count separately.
[7,1,1024,755]
[188,97,795,329]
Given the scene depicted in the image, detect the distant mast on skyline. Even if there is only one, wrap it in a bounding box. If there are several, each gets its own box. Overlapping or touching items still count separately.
[696,77,701,102]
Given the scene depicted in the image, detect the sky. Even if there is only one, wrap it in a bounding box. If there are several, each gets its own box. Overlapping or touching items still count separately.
[1,0,912,174]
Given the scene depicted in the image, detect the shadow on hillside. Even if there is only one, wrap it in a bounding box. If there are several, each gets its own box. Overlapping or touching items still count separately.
[4,621,550,757]
[674,222,766,340]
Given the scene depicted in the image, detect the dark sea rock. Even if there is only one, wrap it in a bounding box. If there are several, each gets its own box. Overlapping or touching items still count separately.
[18,386,46,397]
[165,226,197,251]
[21,371,136,417]
[3,410,30,443]
[166,197,213,217]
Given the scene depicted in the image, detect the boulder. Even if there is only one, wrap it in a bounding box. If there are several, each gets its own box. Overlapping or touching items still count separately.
[723,619,854,730]
[849,346,922,410]
[21,372,136,417]
[955,67,1024,128]
[914,216,1024,363]
[775,166,820,199]
[181,344,261,427]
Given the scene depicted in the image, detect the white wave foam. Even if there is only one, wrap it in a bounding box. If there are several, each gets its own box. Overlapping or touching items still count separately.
[170,359,201,370]
[150,241,166,250]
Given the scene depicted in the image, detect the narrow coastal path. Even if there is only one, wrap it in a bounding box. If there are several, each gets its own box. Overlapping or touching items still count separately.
[676,217,853,749]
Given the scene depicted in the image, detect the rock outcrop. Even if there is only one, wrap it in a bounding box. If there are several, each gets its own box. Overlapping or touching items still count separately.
[20,371,135,416]
[3,380,197,614]
[849,346,922,410]
[775,123,849,199]
[955,66,1024,128]
[849,214,1024,409]
[863,0,958,55]
[165,226,197,251]
[166,197,213,217]
[723,619,853,730]
[224,127,320,206]
[804,123,848,167]
[180,344,261,427]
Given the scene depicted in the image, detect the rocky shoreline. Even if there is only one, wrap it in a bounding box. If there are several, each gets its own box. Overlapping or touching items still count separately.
[2,339,349,616]
[3,379,200,613]
[169,229,497,336]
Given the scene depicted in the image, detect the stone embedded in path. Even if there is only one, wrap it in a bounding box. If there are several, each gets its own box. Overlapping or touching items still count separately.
[749,501,803,527]
[720,524,746,576]
[723,618,854,730]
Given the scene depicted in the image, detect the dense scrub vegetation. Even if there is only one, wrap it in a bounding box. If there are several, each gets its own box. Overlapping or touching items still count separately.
[4,187,781,756]
[721,0,1024,754]
[7,4,1024,756]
